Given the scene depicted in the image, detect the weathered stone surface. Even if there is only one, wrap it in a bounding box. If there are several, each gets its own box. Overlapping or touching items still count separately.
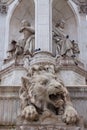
[0,86,20,126]
[0,63,27,86]
[56,57,86,86]
[30,51,56,66]
[16,124,81,130]
[16,117,83,130]
[0,86,86,129]
[19,64,79,124]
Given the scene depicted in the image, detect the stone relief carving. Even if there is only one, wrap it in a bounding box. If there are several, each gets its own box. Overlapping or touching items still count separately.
[53,19,80,63]
[19,64,79,124]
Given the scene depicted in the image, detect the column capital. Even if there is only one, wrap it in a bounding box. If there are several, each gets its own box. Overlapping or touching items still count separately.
[0,0,14,14]
[0,4,7,14]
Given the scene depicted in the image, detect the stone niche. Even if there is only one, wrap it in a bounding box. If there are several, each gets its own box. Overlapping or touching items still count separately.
[9,0,35,43]
[52,0,78,57]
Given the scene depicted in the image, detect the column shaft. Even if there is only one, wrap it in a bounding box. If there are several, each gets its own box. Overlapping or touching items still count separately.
[35,0,52,52]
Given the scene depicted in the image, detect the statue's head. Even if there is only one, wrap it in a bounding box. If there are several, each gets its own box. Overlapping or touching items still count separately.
[19,19,35,34]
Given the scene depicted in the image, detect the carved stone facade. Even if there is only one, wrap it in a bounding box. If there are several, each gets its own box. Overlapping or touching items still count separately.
[19,64,79,124]
[0,0,87,130]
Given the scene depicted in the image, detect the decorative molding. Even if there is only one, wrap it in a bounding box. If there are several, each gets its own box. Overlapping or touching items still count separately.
[30,51,56,66]
[0,0,14,5]
[0,4,7,14]
[0,0,14,14]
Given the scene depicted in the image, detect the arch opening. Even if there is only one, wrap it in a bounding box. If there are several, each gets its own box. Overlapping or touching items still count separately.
[52,0,78,56]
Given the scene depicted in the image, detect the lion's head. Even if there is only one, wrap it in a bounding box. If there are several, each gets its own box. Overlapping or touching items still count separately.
[47,79,65,108]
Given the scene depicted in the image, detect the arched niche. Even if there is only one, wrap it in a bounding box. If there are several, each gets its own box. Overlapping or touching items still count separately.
[52,0,78,55]
[9,0,35,43]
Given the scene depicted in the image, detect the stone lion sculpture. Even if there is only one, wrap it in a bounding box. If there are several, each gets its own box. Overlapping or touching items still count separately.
[19,64,79,124]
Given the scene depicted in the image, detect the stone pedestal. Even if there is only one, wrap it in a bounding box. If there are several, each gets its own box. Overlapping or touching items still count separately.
[16,116,83,130]
[0,64,27,86]
[30,51,56,66]
[16,124,81,130]
[56,57,86,86]
[0,55,29,86]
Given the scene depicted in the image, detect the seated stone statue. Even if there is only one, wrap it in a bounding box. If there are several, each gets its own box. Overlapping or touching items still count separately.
[15,20,35,57]
[53,20,74,58]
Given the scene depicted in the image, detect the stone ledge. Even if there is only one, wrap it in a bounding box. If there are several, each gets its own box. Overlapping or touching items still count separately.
[0,65,26,76]
[16,124,81,130]
[30,51,56,66]
[57,65,87,77]
[16,116,83,130]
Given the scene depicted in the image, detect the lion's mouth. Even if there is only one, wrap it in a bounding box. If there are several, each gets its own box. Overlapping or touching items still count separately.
[49,93,65,108]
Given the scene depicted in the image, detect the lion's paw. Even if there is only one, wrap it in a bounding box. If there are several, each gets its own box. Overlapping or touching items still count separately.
[62,106,79,124]
[21,105,39,121]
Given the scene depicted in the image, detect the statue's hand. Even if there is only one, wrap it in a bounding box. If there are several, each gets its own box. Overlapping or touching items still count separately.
[62,105,79,124]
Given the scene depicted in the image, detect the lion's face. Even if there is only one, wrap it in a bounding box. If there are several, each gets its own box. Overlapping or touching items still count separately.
[47,80,65,108]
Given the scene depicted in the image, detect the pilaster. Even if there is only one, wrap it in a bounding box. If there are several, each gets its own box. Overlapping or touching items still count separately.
[35,0,52,52]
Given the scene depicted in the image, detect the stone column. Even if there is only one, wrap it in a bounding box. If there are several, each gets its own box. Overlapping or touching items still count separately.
[35,0,52,52]
[0,4,7,68]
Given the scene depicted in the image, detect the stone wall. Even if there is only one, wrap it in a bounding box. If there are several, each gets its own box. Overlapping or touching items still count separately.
[0,86,20,126]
